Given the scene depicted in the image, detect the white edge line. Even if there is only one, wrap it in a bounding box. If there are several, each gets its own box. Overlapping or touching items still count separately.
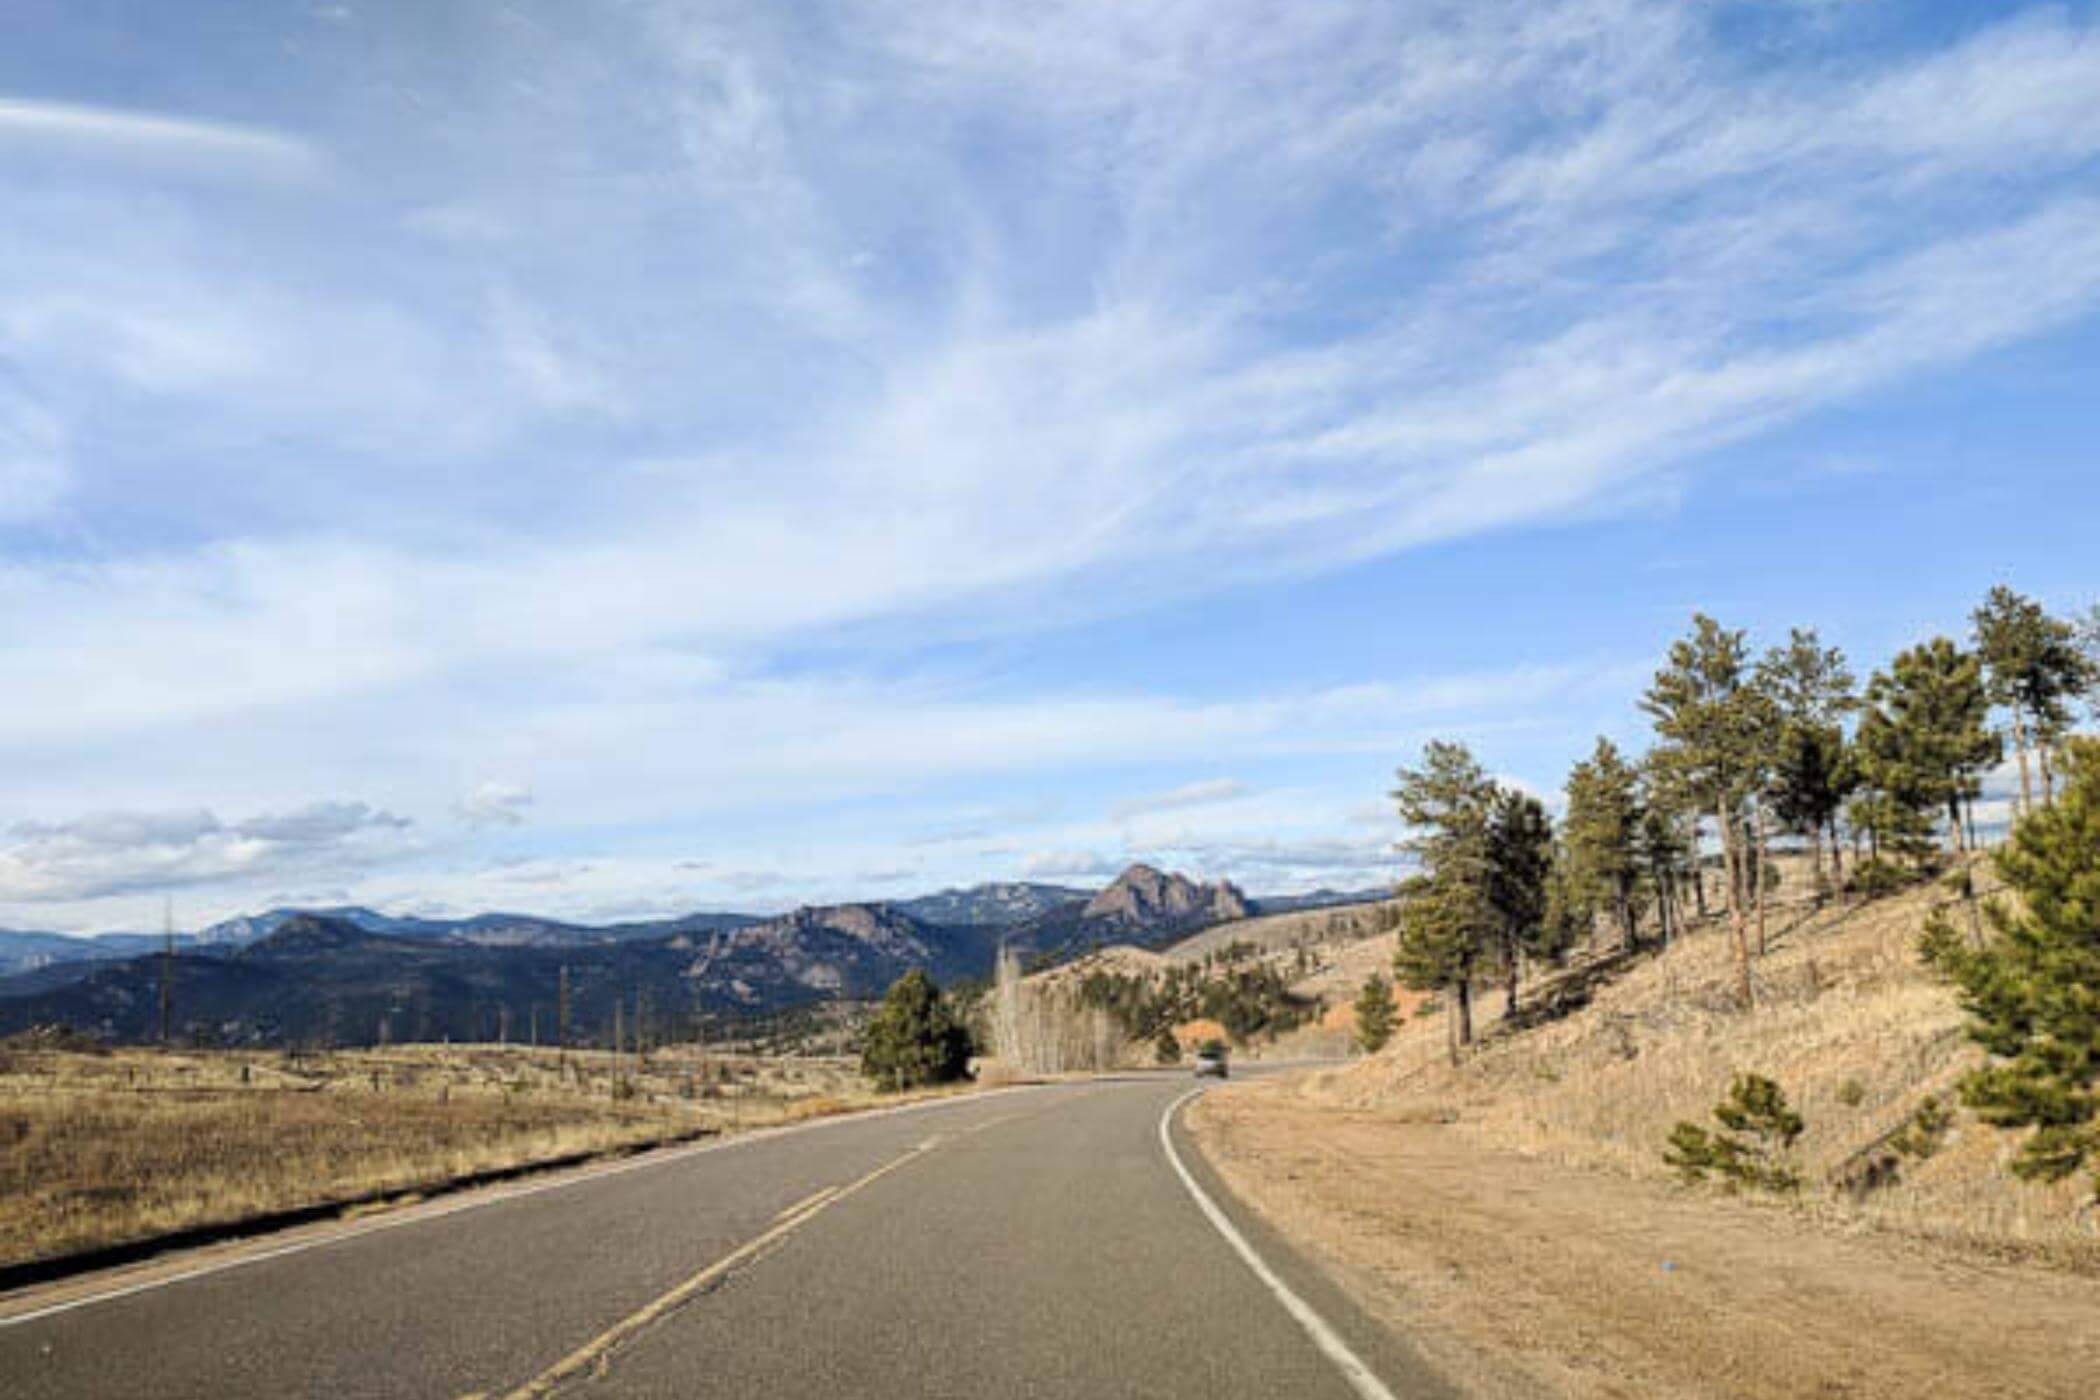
[1159,1086,1401,1400]
[0,1081,1051,1330]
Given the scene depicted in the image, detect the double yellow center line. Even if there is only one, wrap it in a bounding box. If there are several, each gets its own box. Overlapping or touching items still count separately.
[481,1111,1021,1400]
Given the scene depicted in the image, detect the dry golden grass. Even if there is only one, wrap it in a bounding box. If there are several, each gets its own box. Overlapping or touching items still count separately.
[1289,864,2100,1269]
[0,1042,926,1269]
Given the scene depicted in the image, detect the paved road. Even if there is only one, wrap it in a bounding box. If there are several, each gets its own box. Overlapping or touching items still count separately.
[1,1072,1454,1398]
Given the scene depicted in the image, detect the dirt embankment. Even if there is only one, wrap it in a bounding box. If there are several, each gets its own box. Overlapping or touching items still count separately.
[1192,1086,2100,1399]
[1186,874,2100,1398]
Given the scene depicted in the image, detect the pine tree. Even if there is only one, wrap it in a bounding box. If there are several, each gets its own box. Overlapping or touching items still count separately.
[1856,638,1999,860]
[860,970,972,1091]
[1487,786,1558,1016]
[1564,737,1643,950]
[1393,872,1486,1064]
[1629,755,1696,940]
[1391,742,1498,1062]
[1353,973,1397,1054]
[1973,587,2091,814]
[1922,738,2100,1191]
[1756,629,1858,902]
[1642,615,1762,1005]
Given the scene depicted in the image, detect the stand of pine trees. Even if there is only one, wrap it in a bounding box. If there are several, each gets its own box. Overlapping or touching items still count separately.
[1388,587,2094,1047]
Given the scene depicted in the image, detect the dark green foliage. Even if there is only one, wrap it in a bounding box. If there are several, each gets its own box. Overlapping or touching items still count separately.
[1074,960,1313,1046]
[1391,742,1497,1053]
[1855,638,1999,861]
[860,970,972,1091]
[1353,973,1397,1053]
[1154,1025,1181,1064]
[1973,587,2093,809]
[1849,856,1923,899]
[1563,738,1643,948]
[1487,786,1562,1010]
[1663,1072,1805,1192]
[1642,615,1766,1002]
[1890,1096,1952,1161]
[1922,738,2100,1191]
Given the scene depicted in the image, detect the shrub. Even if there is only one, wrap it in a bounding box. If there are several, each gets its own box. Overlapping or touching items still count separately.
[1890,1095,1953,1161]
[1154,1027,1181,1065]
[1664,1073,1805,1193]
[1353,973,1397,1053]
[1849,857,1920,899]
[860,971,972,1091]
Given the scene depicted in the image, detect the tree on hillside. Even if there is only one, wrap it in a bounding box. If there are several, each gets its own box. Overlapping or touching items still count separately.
[1756,629,1859,901]
[1856,639,2000,859]
[1973,587,2091,814]
[1921,737,2100,1192]
[1394,873,1485,1064]
[2079,606,2100,723]
[1353,973,1397,1054]
[1391,741,1498,1063]
[1487,786,1560,1016]
[861,970,972,1091]
[1642,614,1763,1006]
[1635,766,1694,946]
[1564,737,1644,951]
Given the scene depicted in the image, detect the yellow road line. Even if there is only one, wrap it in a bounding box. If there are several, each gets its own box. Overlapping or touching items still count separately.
[494,1113,1019,1400]
[770,1185,839,1223]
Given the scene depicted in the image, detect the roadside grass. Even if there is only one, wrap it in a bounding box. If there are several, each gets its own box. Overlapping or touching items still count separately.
[1291,864,2100,1268]
[0,1043,917,1270]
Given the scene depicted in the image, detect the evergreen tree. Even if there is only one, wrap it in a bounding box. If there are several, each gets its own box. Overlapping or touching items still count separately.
[1756,629,1858,901]
[2079,605,2100,724]
[1634,765,1694,947]
[1487,786,1558,1015]
[1393,871,1485,1064]
[1564,737,1644,950]
[860,970,972,1091]
[1353,973,1397,1054]
[1923,738,2100,1191]
[1972,587,2091,814]
[1856,638,2000,859]
[1642,614,1762,1005]
[1391,742,1498,1061]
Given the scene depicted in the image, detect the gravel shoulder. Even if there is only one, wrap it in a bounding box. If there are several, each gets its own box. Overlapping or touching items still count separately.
[1188,1079,2100,1400]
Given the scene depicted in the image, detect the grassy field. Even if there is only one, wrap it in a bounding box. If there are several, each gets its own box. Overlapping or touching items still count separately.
[0,1041,918,1270]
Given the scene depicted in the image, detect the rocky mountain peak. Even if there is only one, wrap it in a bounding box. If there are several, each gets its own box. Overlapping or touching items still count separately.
[1083,864,1250,927]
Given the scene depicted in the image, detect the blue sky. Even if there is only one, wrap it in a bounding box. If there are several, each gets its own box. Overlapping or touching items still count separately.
[0,0,2095,932]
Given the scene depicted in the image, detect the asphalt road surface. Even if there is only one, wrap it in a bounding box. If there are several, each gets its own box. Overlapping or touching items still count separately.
[1,1070,1456,1399]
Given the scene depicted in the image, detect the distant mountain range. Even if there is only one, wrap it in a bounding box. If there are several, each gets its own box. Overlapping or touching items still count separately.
[0,868,1391,1045]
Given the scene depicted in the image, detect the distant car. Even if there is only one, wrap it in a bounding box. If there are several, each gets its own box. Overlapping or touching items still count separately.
[1192,1045,1229,1079]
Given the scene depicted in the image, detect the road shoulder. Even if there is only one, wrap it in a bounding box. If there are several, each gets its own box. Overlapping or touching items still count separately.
[1185,1077,2100,1400]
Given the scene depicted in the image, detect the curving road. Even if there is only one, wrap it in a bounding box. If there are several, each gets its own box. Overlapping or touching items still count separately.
[1,1071,1454,1399]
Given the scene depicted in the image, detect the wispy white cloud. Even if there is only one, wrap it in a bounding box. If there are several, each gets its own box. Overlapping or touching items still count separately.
[0,97,318,177]
[1021,850,1121,880]
[1,2,2095,926]
[454,782,535,829]
[1111,778,1250,821]
[0,801,416,903]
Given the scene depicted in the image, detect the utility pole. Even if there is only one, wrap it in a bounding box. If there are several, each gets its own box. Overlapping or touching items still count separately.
[557,966,571,1079]
[158,897,174,1049]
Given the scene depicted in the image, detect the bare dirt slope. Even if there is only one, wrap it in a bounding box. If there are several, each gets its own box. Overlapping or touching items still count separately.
[1191,1088,2100,1400]
[1185,870,2100,1397]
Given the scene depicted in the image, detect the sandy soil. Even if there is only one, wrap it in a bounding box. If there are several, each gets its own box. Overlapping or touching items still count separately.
[1189,1082,2100,1400]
